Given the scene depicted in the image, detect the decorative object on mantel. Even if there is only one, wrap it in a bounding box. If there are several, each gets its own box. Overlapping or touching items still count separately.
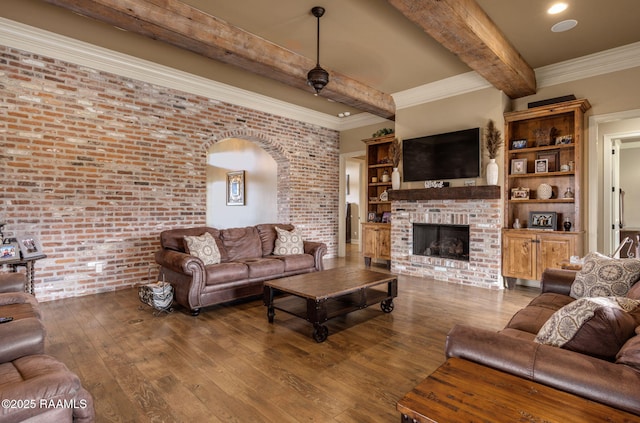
[484,119,503,186]
[513,218,521,229]
[372,128,394,138]
[424,181,450,189]
[379,189,389,201]
[563,217,572,232]
[391,168,401,190]
[388,137,401,190]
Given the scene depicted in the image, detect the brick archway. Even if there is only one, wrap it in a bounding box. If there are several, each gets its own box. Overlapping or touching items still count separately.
[205,128,291,223]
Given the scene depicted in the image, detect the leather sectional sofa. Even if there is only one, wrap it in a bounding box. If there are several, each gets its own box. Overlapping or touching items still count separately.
[446,263,640,416]
[155,223,327,315]
[0,272,95,422]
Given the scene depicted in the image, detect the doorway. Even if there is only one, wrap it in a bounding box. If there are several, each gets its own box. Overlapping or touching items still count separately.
[604,134,640,255]
[590,110,640,255]
[339,151,366,257]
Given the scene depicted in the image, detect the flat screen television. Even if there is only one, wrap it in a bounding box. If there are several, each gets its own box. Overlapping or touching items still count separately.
[402,127,481,181]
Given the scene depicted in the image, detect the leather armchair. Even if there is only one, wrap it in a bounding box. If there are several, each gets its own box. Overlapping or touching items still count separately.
[0,273,27,293]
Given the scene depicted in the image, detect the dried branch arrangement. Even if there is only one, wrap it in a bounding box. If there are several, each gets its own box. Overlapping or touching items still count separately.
[485,119,503,159]
[388,138,401,168]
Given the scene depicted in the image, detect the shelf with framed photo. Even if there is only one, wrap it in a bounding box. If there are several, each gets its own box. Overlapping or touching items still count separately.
[502,98,590,285]
[362,133,396,268]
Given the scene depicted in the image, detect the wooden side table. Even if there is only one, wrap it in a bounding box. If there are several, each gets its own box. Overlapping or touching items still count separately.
[397,357,638,422]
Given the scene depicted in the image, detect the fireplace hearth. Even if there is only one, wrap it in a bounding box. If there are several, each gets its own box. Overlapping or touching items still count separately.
[413,223,469,261]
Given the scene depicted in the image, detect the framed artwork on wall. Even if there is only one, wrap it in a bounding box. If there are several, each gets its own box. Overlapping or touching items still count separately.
[226,171,245,206]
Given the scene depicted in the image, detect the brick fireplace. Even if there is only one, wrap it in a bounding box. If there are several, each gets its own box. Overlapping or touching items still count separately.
[389,187,503,289]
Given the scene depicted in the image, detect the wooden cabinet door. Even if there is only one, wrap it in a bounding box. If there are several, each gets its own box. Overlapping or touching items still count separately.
[362,224,377,258]
[537,233,576,276]
[377,225,391,260]
[502,232,535,280]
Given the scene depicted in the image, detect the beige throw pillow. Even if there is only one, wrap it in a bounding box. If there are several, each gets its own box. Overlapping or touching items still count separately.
[569,252,640,299]
[183,232,221,265]
[274,227,304,255]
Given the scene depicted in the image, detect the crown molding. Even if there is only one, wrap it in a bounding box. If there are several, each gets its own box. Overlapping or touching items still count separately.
[535,41,640,88]
[393,72,492,110]
[0,17,346,131]
[393,41,640,109]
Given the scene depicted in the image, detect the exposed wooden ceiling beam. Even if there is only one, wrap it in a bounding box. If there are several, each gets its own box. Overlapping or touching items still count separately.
[43,0,396,120]
[387,0,537,98]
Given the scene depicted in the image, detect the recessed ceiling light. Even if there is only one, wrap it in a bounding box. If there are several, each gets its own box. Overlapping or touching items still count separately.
[548,3,568,14]
[551,19,578,32]
[338,112,351,118]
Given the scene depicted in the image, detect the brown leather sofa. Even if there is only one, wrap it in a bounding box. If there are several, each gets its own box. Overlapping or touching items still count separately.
[445,268,640,415]
[0,273,95,422]
[155,224,327,315]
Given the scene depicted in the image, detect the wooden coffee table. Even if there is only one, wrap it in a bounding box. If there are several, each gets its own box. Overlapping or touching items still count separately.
[263,267,397,342]
[397,357,639,422]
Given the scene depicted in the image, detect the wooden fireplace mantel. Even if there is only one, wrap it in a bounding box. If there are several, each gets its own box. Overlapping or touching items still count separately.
[388,185,500,201]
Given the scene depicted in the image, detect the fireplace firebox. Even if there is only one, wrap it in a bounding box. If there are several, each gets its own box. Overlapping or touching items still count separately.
[413,223,470,261]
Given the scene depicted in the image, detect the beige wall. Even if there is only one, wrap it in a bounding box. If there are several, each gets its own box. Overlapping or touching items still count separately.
[207,138,278,228]
[340,123,395,154]
[395,88,509,189]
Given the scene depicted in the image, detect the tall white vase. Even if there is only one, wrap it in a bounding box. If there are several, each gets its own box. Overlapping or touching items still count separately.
[486,159,499,185]
[391,167,401,190]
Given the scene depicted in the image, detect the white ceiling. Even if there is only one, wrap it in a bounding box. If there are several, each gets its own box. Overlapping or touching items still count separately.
[2,0,640,118]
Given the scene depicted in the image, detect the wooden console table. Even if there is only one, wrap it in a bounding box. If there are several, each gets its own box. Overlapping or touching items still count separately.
[397,357,638,422]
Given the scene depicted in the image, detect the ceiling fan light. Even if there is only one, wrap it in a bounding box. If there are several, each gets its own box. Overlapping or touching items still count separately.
[307,65,329,94]
[307,6,329,94]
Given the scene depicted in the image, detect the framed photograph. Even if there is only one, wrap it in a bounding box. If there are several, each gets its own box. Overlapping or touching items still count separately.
[510,187,530,200]
[0,242,20,263]
[16,236,44,259]
[511,139,527,149]
[367,212,378,222]
[529,211,557,231]
[381,212,391,223]
[536,150,559,172]
[511,158,527,175]
[535,159,548,173]
[555,135,573,145]
[226,171,245,206]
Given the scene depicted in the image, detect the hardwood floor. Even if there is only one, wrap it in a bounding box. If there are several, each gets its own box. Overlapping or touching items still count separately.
[37,245,538,422]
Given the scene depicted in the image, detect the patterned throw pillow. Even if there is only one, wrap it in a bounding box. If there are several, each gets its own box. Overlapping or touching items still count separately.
[569,252,640,299]
[273,227,304,255]
[535,296,640,360]
[183,232,221,265]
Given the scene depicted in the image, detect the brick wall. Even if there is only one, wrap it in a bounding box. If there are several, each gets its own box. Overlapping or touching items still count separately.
[391,199,503,289]
[0,45,339,301]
